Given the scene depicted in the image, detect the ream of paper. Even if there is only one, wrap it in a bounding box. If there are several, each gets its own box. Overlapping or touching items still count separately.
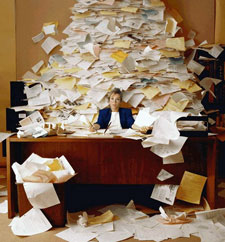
[11,208,52,236]
[176,171,207,204]
[23,183,60,209]
[151,184,179,205]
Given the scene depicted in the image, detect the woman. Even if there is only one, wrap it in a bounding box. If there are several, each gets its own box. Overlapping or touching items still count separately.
[89,88,134,132]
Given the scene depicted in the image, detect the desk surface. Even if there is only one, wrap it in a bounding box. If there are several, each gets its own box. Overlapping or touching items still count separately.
[6,135,218,218]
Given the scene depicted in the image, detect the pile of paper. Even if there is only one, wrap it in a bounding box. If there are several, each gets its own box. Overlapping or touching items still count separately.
[14,0,225,130]
[55,202,225,242]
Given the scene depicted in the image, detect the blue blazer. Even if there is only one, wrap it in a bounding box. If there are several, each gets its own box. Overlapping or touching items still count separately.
[96,108,134,129]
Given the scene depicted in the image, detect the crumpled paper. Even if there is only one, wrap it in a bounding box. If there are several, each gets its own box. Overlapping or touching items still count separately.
[12,153,76,183]
[158,206,192,224]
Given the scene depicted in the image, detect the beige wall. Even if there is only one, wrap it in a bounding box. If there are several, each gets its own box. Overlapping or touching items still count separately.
[0,0,16,164]
[16,0,74,78]
[166,0,215,44]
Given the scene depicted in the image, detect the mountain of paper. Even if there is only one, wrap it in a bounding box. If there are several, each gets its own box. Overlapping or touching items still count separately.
[20,0,210,128]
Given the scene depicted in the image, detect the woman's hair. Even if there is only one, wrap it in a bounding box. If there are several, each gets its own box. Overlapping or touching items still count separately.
[109,88,122,100]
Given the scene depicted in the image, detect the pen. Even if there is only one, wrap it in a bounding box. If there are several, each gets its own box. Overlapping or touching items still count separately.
[88,121,97,132]
[104,122,112,134]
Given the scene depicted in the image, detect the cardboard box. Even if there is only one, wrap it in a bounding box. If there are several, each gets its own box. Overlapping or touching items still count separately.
[17,183,66,227]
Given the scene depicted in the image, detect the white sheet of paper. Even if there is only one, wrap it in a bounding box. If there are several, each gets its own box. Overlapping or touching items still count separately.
[38,72,55,82]
[187,60,205,75]
[19,111,45,127]
[78,60,95,70]
[32,60,44,73]
[163,151,184,164]
[24,84,42,99]
[200,77,222,91]
[0,132,14,142]
[195,208,225,220]
[151,184,179,205]
[113,79,136,91]
[143,46,161,61]
[87,89,107,103]
[134,224,168,241]
[158,83,181,95]
[157,169,174,181]
[122,56,136,73]
[41,37,60,54]
[151,136,187,158]
[43,24,56,35]
[151,116,180,141]
[128,93,145,108]
[56,227,97,242]
[134,109,157,127]
[0,200,8,213]
[208,45,224,58]
[28,90,51,106]
[23,183,60,209]
[185,39,195,48]
[32,32,45,43]
[22,71,40,80]
[97,231,133,242]
[11,208,52,236]
[95,18,120,35]
[122,18,144,30]
[142,136,169,148]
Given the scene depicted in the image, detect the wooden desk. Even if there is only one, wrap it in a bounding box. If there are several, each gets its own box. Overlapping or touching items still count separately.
[7,135,217,218]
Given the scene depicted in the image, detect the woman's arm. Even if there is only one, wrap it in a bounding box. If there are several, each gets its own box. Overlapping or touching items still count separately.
[126,109,135,128]
[89,123,100,132]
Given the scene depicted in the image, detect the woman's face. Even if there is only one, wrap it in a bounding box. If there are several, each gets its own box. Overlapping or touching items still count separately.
[109,93,121,112]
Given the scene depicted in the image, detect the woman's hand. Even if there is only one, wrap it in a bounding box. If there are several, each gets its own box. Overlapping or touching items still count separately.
[132,124,152,134]
[89,123,100,132]
[139,126,151,134]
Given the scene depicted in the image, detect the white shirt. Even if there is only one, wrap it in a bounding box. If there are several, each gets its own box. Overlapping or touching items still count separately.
[109,112,122,130]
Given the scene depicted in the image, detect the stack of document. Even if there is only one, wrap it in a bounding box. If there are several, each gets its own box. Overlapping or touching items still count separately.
[11,0,223,141]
